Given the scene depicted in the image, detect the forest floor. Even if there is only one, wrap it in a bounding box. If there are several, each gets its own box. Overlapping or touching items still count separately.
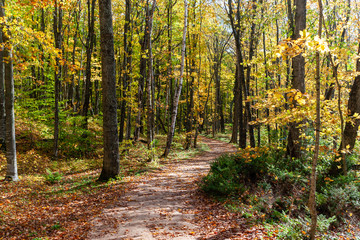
[88,136,273,240]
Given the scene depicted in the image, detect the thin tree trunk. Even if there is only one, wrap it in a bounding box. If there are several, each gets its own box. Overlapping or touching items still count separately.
[230,65,239,143]
[0,22,5,148]
[134,12,148,142]
[324,0,350,100]
[82,0,96,129]
[94,79,100,115]
[193,2,203,148]
[146,0,156,157]
[69,18,78,111]
[263,31,271,144]
[184,19,196,149]
[75,43,84,113]
[53,0,63,159]
[162,0,188,158]
[309,1,322,237]
[165,0,174,127]
[119,0,132,142]
[246,0,257,148]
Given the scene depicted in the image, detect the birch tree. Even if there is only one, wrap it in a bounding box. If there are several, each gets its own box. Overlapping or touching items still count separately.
[1,0,18,181]
[163,0,188,158]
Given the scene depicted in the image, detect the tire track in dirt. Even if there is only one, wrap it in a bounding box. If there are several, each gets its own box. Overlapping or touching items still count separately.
[88,136,236,240]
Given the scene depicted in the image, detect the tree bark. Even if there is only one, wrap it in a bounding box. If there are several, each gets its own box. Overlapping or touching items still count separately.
[193,3,203,147]
[246,0,257,148]
[230,65,239,143]
[324,0,350,101]
[0,22,5,149]
[184,13,197,149]
[146,0,156,157]
[263,31,271,144]
[69,15,78,111]
[1,0,18,181]
[309,1,322,238]
[98,0,120,181]
[287,0,306,159]
[165,0,174,128]
[134,7,149,142]
[53,0,63,159]
[339,43,360,156]
[119,0,132,142]
[162,0,188,158]
[82,0,96,129]
[210,33,229,134]
[227,0,246,148]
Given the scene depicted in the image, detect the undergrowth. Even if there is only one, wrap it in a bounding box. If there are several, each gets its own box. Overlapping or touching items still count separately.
[200,146,360,239]
[0,110,207,239]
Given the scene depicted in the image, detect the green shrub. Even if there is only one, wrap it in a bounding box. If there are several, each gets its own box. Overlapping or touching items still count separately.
[317,179,360,223]
[201,154,244,196]
[50,222,62,230]
[277,212,336,240]
[43,169,63,184]
[200,147,275,196]
[277,213,308,240]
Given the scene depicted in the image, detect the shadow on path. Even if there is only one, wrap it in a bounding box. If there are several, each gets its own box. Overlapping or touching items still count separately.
[88,137,238,240]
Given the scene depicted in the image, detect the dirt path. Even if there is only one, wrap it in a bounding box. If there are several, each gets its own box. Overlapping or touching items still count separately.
[88,137,237,240]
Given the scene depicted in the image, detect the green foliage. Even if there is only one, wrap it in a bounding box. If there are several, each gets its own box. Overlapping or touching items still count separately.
[50,222,62,230]
[201,146,353,237]
[200,153,244,196]
[58,116,102,158]
[201,147,285,196]
[316,174,360,223]
[43,169,63,184]
[276,213,308,240]
[276,212,336,240]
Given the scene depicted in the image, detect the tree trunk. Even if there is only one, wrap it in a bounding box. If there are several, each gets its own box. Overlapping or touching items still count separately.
[119,0,132,142]
[98,0,120,181]
[134,13,148,142]
[82,0,96,129]
[53,0,63,159]
[0,23,5,149]
[309,1,322,237]
[263,31,271,144]
[184,21,197,150]
[287,0,306,159]
[230,65,239,143]
[75,46,83,113]
[210,33,230,134]
[339,43,360,158]
[165,0,173,127]
[1,0,17,181]
[227,0,246,148]
[246,0,257,148]
[69,19,78,111]
[162,0,188,158]
[324,0,349,101]
[193,3,203,147]
[146,0,156,157]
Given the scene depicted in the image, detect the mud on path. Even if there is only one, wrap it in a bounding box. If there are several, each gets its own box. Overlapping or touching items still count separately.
[88,136,238,240]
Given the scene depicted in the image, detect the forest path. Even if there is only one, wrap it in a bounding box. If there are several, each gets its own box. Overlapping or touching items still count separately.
[88,136,239,240]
